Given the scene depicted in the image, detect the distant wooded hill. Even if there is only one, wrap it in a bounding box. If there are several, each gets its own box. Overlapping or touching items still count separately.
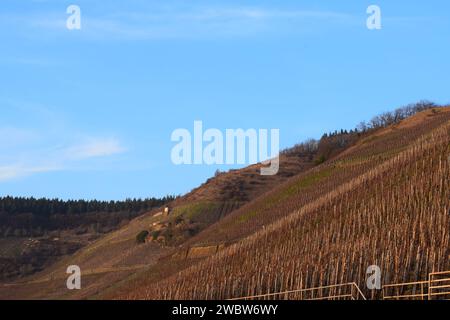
[0,196,175,237]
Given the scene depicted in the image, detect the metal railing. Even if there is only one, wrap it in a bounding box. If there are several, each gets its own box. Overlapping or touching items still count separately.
[428,270,450,300]
[229,282,366,301]
[229,270,450,300]
[382,280,428,300]
[382,270,450,300]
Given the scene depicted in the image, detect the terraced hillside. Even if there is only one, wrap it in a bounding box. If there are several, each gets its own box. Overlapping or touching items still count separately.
[183,107,450,246]
[113,107,450,299]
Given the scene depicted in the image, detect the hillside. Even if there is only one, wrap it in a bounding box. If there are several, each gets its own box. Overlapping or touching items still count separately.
[0,105,448,300]
[0,197,174,281]
[112,106,450,300]
[0,130,325,299]
[0,132,327,291]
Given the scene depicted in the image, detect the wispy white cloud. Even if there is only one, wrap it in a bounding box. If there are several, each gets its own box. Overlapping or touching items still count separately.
[0,164,61,182]
[64,137,126,160]
[82,7,355,39]
[108,7,350,21]
[0,6,356,40]
[0,136,127,182]
[0,99,127,182]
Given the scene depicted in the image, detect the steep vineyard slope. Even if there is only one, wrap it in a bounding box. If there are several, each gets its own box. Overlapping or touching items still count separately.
[182,107,450,247]
[116,107,450,299]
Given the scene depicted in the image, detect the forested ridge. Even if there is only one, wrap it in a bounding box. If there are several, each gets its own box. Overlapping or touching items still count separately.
[0,196,175,237]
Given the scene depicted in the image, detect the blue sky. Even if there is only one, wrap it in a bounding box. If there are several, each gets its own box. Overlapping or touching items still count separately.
[1,0,449,200]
